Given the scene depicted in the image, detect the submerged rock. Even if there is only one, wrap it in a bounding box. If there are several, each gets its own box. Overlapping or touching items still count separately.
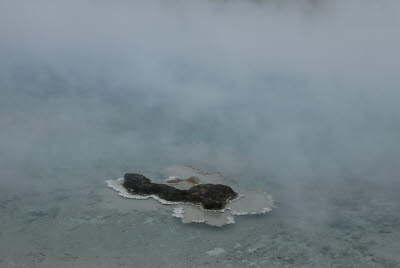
[123,173,238,210]
[185,176,200,184]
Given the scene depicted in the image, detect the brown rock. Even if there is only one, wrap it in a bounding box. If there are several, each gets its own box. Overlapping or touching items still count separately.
[185,176,200,184]
[123,173,238,210]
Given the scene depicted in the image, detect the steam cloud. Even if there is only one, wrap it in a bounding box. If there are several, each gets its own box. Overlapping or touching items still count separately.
[0,0,399,221]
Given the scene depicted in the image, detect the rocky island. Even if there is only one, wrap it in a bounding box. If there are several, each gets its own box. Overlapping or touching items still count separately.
[123,173,238,210]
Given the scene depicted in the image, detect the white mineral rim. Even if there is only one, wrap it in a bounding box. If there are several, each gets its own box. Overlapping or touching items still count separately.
[172,207,184,219]
[106,165,274,226]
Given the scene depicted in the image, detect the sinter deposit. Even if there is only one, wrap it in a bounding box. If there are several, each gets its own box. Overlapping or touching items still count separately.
[106,165,274,226]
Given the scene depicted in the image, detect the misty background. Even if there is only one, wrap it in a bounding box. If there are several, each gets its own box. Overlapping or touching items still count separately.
[1,0,400,189]
[0,0,400,266]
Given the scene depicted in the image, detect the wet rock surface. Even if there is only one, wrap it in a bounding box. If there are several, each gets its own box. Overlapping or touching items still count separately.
[123,173,238,210]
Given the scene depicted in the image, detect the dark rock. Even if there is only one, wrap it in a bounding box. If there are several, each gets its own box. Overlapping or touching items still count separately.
[123,173,238,210]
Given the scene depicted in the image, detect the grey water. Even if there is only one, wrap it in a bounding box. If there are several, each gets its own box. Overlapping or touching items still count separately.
[1,0,400,267]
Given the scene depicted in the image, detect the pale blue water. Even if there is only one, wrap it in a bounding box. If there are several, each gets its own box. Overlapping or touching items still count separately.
[1,90,399,267]
[1,0,400,267]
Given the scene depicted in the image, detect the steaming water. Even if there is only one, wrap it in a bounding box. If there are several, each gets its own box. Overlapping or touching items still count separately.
[1,0,400,267]
[1,88,400,268]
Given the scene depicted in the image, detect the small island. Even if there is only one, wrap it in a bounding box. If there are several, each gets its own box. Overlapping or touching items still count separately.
[123,173,238,210]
